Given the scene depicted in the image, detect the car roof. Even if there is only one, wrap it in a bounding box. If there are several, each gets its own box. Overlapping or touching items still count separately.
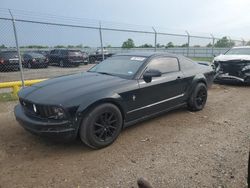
[232,46,250,49]
[114,51,180,58]
[0,50,17,54]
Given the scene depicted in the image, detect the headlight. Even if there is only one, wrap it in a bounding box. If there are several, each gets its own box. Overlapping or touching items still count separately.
[51,106,66,120]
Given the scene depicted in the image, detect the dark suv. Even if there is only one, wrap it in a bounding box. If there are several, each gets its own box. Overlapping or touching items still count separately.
[0,51,22,71]
[48,49,84,67]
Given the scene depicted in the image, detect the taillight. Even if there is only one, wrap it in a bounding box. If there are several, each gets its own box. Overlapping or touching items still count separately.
[0,59,4,64]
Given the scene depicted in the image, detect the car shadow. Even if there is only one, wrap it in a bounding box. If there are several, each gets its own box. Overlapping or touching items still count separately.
[214,80,250,86]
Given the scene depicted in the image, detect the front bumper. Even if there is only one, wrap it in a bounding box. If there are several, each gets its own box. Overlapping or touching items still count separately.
[216,73,245,82]
[14,104,78,141]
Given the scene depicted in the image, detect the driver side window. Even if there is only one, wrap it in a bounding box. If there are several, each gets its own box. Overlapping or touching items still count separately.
[147,57,179,74]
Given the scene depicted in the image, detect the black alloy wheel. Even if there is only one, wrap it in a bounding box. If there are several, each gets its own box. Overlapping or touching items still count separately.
[188,82,207,111]
[80,103,123,149]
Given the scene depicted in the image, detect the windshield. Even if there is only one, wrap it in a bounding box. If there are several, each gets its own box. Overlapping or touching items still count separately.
[29,53,45,58]
[88,55,147,79]
[225,48,250,55]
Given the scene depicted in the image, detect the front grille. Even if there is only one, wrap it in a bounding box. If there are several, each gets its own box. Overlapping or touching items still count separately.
[19,98,54,119]
[217,61,247,77]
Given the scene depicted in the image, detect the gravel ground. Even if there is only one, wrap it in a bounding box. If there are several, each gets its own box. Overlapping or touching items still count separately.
[0,84,249,188]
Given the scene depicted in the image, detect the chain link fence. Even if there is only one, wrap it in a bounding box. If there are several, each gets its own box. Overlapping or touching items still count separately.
[0,9,247,84]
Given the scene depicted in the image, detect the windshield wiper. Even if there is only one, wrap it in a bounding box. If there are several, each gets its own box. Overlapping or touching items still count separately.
[97,72,114,76]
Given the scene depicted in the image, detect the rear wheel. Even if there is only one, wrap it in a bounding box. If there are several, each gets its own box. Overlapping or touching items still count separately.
[80,103,123,149]
[187,82,207,111]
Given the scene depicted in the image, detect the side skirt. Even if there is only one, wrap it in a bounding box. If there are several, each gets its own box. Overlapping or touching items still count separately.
[123,102,187,128]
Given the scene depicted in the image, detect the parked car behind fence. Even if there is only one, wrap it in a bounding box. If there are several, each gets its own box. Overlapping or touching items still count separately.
[0,51,22,71]
[48,49,84,67]
[23,52,49,69]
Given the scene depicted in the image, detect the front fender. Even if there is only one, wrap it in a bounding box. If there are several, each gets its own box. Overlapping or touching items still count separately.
[76,92,125,119]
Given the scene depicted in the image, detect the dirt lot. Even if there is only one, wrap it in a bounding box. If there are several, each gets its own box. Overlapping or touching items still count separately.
[0,84,249,188]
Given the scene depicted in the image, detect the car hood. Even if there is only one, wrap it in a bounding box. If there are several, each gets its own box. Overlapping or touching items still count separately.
[214,54,250,62]
[18,72,129,105]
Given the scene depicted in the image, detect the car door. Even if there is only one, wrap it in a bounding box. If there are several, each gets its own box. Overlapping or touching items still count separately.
[127,56,186,120]
[49,50,56,64]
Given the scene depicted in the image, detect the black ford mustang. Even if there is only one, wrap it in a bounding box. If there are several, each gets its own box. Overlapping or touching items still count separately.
[14,52,214,149]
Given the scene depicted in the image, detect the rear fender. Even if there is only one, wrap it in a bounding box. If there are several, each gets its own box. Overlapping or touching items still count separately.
[186,74,207,97]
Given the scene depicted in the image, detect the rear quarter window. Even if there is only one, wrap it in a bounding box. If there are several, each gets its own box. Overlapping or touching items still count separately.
[179,57,195,70]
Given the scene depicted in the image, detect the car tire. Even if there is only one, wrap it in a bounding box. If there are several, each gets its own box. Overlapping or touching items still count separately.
[89,57,96,64]
[79,103,123,149]
[187,82,207,111]
[59,60,64,67]
[28,63,32,69]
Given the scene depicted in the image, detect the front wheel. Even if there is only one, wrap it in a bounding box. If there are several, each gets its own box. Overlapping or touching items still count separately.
[187,82,207,111]
[59,60,64,67]
[89,57,96,64]
[79,103,123,149]
[28,62,32,69]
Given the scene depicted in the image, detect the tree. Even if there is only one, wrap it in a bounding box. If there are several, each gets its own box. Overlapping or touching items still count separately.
[166,42,174,48]
[122,38,135,49]
[206,43,213,47]
[75,44,83,48]
[156,43,165,48]
[54,45,66,48]
[0,44,7,49]
[214,36,235,48]
[246,41,250,46]
[181,43,188,47]
[67,45,74,48]
[139,43,153,48]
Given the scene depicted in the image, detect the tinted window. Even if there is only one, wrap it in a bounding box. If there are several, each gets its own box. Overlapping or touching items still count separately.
[28,53,45,58]
[50,50,56,54]
[147,57,179,73]
[61,50,68,55]
[180,57,195,70]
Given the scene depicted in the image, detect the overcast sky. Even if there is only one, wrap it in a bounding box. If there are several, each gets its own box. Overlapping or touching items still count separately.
[1,0,250,46]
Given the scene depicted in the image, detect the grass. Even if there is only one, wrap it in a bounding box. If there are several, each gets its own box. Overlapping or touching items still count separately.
[0,92,18,102]
[190,57,213,62]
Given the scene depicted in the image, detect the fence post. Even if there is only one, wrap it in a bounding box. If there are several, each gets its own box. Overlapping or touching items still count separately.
[241,38,245,46]
[185,31,190,57]
[152,27,157,52]
[210,34,215,57]
[99,22,104,61]
[228,36,233,47]
[9,9,25,87]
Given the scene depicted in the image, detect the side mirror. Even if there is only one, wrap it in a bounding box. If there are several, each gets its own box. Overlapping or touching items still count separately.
[143,69,162,83]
